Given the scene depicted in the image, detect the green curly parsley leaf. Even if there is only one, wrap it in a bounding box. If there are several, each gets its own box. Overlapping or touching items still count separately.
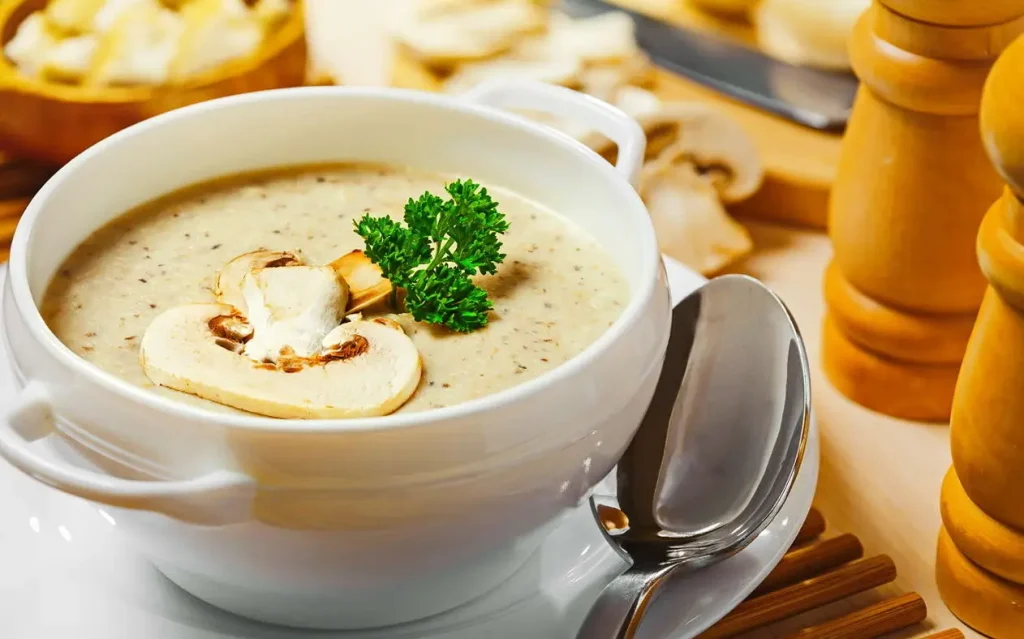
[354,179,509,333]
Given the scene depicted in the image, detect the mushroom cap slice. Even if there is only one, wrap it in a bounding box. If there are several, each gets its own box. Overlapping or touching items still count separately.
[584,102,763,203]
[215,249,305,313]
[328,249,394,314]
[577,54,655,103]
[638,103,764,203]
[573,86,662,154]
[140,305,422,418]
[547,11,638,63]
[639,160,752,275]
[394,0,547,67]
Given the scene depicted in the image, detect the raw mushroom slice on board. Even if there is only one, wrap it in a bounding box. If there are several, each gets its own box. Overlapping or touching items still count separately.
[640,159,753,276]
[394,0,549,68]
[441,10,652,96]
[586,90,763,274]
[635,101,764,203]
[401,0,765,275]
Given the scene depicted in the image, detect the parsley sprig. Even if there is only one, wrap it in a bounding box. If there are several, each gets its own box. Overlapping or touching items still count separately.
[354,179,510,332]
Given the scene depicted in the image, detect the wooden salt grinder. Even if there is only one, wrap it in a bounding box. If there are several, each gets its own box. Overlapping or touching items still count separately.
[936,32,1024,638]
[823,0,1024,421]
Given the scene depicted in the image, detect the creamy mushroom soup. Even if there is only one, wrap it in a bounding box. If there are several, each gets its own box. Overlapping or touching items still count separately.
[42,164,630,416]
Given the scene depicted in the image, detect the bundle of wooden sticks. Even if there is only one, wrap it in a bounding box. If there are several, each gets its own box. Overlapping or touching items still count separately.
[699,508,962,638]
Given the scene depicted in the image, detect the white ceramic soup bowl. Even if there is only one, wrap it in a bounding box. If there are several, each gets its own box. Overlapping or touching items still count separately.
[0,82,671,629]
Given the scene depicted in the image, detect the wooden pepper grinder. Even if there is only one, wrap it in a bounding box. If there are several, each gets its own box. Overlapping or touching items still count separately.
[823,0,1024,421]
[936,32,1024,638]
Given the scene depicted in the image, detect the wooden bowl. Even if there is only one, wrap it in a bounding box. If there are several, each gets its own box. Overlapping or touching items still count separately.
[0,0,308,164]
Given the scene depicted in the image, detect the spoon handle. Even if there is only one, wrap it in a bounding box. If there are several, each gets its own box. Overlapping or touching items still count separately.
[575,563,676,639]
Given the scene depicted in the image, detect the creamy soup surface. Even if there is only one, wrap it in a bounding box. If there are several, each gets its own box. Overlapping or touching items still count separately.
[42,164,630,415]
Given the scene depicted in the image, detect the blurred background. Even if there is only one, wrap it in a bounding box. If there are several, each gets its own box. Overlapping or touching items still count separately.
[0,0,867,267]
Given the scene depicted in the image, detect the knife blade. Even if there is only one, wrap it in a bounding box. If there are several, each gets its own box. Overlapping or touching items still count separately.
[562,0,858,132]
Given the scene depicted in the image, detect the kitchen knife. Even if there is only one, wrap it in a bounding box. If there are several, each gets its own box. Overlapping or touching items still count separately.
[562,0,858,132]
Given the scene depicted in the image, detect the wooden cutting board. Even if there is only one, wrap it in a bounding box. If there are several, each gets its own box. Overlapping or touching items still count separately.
[612,0,842,229]
[391,0,842,229]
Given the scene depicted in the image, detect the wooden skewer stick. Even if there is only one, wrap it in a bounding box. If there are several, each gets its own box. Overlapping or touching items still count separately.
[698,555,898,639]
[778,593,927,639]
[753,533,864,596]
[794,508,826,545]
[920,631,965,639]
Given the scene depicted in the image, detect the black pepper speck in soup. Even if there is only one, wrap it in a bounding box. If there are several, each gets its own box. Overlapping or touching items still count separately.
[42,164,629,415]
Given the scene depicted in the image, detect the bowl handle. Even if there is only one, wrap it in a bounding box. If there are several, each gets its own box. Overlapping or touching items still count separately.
[0,381,255,526]
[462,80,647,187]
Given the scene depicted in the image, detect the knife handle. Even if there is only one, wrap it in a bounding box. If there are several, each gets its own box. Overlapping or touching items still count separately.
[462,80,647,186]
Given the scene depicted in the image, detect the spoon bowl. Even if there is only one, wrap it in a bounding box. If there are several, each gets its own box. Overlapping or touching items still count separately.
[577,274,810,639]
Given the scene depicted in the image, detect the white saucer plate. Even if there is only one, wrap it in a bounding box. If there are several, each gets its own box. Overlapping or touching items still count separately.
[0,260,819,639]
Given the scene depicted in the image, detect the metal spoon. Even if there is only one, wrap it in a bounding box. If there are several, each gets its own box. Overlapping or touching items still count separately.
[576,274,810,639]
